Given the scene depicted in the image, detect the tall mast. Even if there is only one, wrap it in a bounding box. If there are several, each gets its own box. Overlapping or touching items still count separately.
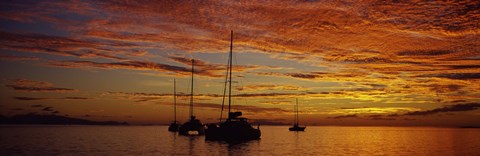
[219,44,230,122]
[296,98,299,125]
[174,78,177,123]
[228,30,233,117]
[190,59,194,118]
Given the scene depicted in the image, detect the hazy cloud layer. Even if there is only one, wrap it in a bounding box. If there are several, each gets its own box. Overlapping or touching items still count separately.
[330,103,480,120]
[404,103,480,116]
[13,96,91,101]
[329,114,359,119]
[158,102,289,114]
[236,84,307,91]
[5,79,77,92]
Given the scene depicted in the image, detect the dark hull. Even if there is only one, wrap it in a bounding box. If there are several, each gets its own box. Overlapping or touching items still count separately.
[205,122,261,142]
[289,126,306,131]
[168,123,179,132]
[178,119,205,136]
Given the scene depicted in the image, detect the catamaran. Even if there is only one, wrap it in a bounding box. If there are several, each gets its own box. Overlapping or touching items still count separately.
[178,59,205,136]
[205,31,261,142]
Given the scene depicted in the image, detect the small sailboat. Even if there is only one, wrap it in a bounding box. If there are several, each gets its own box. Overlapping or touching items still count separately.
[289,98,306,131]
[168,79,180,132]
[178,59,205,136]
[205,31,261,142]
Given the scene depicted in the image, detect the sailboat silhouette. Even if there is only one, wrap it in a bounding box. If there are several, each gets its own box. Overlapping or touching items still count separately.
[178,59,205,136]
[289,98,306,131]
[168,79,180,132]
[205,31,261,142]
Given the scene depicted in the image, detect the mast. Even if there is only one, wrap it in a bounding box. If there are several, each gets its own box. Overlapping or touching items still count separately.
[174,78,177,123]
[228,30,233,117]
[219,46,230,122]
[296,98,299,125]
[219,71,228,122]
[190,59,194,119]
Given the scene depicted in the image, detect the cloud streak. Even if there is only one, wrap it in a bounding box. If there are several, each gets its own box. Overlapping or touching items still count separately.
[328,114,359,119]
[404,103,480,116]
[0,31,131,61]
[13,96,90,101]
[236,84,308,91]
[45,57,268,78]
[5,79,77,92]
[157,102,289,114]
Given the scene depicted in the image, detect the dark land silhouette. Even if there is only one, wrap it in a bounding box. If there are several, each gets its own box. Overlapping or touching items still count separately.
[0,114,128,125]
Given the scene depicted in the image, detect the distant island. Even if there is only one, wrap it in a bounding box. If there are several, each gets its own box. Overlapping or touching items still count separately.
[459,126,480,129]
[0,114,128,125]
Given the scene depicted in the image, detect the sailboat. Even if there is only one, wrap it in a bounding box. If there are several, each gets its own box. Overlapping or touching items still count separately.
[168,79,180,132]
[205,31,261,142]
[289,98,306,131]
[178,59,205,136]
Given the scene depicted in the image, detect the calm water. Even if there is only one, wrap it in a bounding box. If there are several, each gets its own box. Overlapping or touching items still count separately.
[1,126,479,155]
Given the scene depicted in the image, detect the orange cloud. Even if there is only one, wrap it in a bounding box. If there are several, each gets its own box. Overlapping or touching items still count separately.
[236,84,308,91]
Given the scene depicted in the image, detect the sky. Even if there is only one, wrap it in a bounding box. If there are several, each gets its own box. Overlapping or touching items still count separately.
[0,0,479,126]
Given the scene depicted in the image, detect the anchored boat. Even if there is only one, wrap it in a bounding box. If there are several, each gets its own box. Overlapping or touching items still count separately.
[289,98,306,131]
[205,31,261,142]
[178,59,205,136]
[168,79,180,132]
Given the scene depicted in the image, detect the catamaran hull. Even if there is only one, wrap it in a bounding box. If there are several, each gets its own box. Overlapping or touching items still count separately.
[179,119,205,136]
[168,123,180,132]
[289,126,306,131]
[205,125,260,142]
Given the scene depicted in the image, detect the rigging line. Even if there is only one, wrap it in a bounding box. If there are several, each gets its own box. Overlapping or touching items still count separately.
[296,98,299,125]
[228,30,233,117]
[184,53,194,120]
[231,33,248,109]
[189,59,194,118]
[174,78,176,123]
[293,100,296,125]
[219,42,230,123]
[181,80,189,120]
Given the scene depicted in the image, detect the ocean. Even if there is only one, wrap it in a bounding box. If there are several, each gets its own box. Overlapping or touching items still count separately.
[1,125,479,155]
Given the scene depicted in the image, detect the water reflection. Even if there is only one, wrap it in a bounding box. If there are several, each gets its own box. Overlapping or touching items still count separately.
[226,139,260,156]
[188,137,195,156]
[1,126,479,155]
[169,132,177,155]
[293,131,299,148]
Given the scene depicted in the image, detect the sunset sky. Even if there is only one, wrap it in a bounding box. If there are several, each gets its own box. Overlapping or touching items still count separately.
[1,0,479,126]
